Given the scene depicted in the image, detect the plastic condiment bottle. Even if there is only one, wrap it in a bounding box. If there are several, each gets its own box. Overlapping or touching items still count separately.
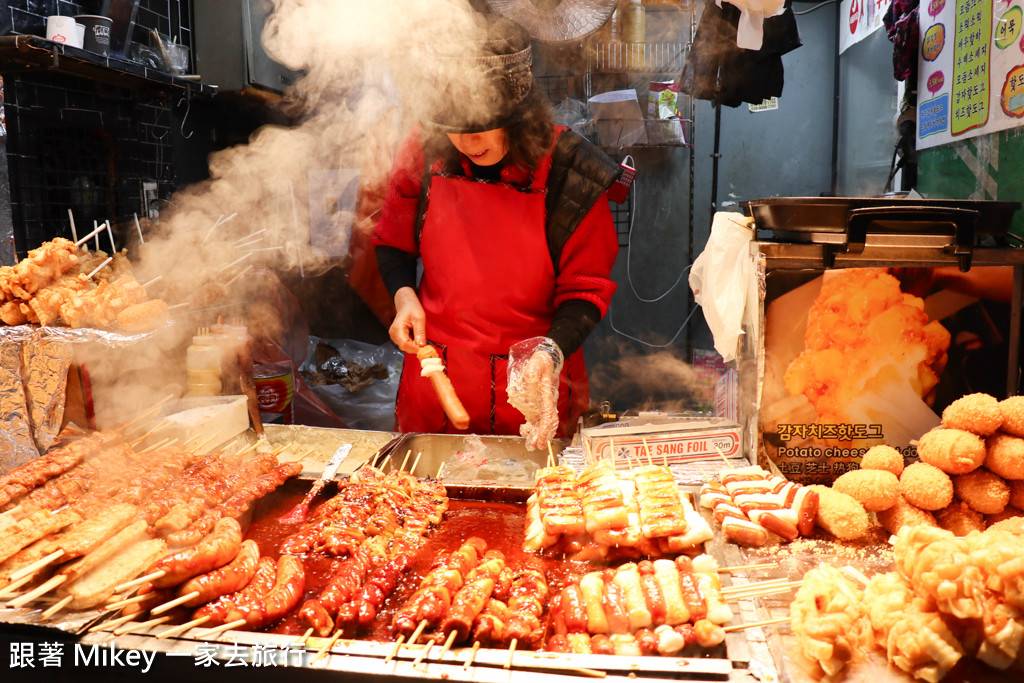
[186,328,222,397]
[621,0,646,69]
[212,321,249,396]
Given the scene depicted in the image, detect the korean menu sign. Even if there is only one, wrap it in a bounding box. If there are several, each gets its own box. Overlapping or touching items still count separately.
[917,0,1024,149]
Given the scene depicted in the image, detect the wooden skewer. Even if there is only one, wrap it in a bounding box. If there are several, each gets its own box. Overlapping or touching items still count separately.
[723,581,803,600]
[436,630,458,661]
[384,635,405,664]
[134,212,144,245]
[411,639,435,668]
[642,437,654,466]
[235,441,259,457]
[293,627,315,647]
[7,574,68,608]
[136,437,175,455]
[129,419,172,447]
[88,611,136,633]
[0,574,37,599]
[546,442,556,468]
[436,462,445,480]
[720,577,800,594]
[156,615,210,639]
[114,615,170,636]
[399,450,412,473]
[312,629,344,664]
[105,592,158,611]
[195,618,247,640]
[504,637,517,670]
[409,451,423,477]
[583,439,594,466]
[8,549,66,583]
[715,445,734,469]
[722,615,791,632]
[86,256,114,280]
[718,562,779,574]
[462,641,480,670]
[41,595,74,619]
[408,619,428,645]
[74,222,107,247]
[151,590,199,615]
[114,570,166,594]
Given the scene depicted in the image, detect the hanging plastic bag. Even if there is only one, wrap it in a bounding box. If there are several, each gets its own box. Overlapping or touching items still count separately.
[688,212,755,362]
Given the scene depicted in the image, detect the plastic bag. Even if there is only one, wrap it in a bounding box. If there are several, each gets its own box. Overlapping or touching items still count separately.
[507,337,564,450]
[688,212,756,363]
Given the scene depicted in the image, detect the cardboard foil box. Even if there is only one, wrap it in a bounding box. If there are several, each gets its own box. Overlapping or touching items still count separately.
[581,415,742,470]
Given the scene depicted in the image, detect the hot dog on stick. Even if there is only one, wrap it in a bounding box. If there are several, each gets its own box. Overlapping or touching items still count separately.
[417,345,470,430]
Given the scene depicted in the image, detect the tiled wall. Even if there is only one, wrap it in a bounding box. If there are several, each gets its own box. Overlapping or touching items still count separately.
[1,1,193,256]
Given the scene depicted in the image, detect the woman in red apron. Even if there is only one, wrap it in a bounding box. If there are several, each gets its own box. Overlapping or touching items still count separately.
[373,18,619,446]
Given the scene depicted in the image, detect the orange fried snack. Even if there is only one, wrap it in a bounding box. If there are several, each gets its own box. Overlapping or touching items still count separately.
[859,444,905,477]
[997,396,1024,438]
[952,469,1010,515]
[806,485,870,540]
[917,428,986,475]
[900,462,953,511]
[832,469,899,512]
[935,501,986,537]
[942,393,1003,436]
[876,494,938,536]
[984,433,1024,480]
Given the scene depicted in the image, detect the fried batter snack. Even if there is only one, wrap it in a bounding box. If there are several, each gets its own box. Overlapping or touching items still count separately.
[942,392,1003,436]
[900,462,953,511]
[806,485,870,540]
[831,469,899,511]
[893,525,986,620]
[953,468,1010,515]
[917,428,986,475]
[1011,480,1024,510]
[935,500,986,536]
[998,396,1024,438]
[859,444,905,477]
[985,433,1024,480]
[790,564,873,677]
[876,494,938,535]
[783,269,950,443]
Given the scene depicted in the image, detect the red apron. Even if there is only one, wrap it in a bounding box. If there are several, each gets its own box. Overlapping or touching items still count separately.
[395,157,589,436]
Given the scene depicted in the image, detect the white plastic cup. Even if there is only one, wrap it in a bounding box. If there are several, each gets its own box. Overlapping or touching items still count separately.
[74,23,86,48]
[45,15,78,45]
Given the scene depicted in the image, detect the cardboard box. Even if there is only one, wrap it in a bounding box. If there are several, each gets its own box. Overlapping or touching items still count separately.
[581,415,743,471]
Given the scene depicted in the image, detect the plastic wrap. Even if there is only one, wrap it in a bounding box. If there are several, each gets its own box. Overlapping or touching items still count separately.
[0,324,163,474]
[507,336,564,450]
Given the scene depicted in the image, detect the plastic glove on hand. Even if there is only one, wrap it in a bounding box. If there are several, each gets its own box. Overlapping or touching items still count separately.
[508,337,564,450]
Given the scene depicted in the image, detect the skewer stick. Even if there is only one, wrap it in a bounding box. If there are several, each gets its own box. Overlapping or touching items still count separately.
[89,611,136,633]
[86,256,114,279]
[75,222,107,248]
[105,592,157,611]
[151,590,200,615]
[118,396,173,433]
[41,594,73,619]
[642,437,654,466]
[128,418,172,445]
[399,450,412,473]
[141,275,163,288]
[94,220,101,251]
[225,264,252,287]
[504,637,517,670]
[114,615,170,636]
[718,562,779,574]
[114,570,166,594]
[583,439,594,466]
[7,574,68,608]
[436,629,458,661]
[294,627,315,647]
[136,437,175,455]
[134,212,144,245]
[106,220,116,253]
[156,615,210,639]
[233,228,266,245]
[408,619,428,644]
[219,251,252,273]
[312,629,344,664]
[722,581,803,600]
[384,635,405,664]
[547,442,556,468]
[411,639,435,668]
[68,208,78,243]
[715,445,734,470]
[436,462,445,480]
[722,615,791,632]
[195,618,247,640]
[409,451,423,477]
[720,577,802,594]
[462,641,480,670]
[8,549,66,582]
[0,573,36,598]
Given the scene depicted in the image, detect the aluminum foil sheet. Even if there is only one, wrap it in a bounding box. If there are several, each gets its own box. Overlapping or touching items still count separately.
[0,324,164,474]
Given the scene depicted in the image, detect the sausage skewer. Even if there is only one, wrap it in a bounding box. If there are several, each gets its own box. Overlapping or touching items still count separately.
[417,345,470,430]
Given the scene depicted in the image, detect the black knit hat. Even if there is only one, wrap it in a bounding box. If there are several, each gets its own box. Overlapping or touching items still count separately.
[423,18,534,134]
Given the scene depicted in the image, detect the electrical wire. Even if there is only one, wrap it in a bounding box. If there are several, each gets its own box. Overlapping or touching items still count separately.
[794,0,837,15]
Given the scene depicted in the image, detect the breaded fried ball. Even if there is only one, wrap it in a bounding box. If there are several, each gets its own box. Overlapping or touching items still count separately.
[987,514,1024,536]
[985,505,1023,527]
[985,433,1024,480]
[916,428,986,474]
[859,445,904,477]
[876,494,938,535]
[900,462,954,511]
[952,468,1009,514]
[1010,480,1024,510]
[935,500,986,536]
[806,485,870,540]
[998,396,1024,437]
[941,393,1003,436]
[832,469,899,511]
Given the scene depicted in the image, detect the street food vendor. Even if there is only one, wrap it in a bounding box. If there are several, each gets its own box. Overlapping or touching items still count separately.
[373,16,621,447]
